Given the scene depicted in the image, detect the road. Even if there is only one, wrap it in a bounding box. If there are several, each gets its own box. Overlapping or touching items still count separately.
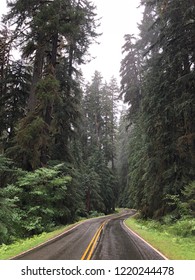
[13,210,165,260]
[93,213,164,260]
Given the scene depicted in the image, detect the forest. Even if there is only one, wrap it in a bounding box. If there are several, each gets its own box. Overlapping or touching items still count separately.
[0,0,195,246]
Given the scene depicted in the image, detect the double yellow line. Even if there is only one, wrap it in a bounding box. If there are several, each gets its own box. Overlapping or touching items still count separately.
[81,221,106,260]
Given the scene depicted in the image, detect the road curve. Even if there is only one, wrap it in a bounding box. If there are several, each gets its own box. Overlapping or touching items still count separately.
[93,213,165,260]
[13,216,108,260]
[12,210,165,260]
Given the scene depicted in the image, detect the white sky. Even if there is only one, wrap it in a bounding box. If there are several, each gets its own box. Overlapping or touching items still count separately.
[0,0,143,83]
[82,0,143,82]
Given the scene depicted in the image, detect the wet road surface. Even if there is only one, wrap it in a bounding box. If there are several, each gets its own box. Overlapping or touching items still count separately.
[93,213,164,260]
[13,210,165,260]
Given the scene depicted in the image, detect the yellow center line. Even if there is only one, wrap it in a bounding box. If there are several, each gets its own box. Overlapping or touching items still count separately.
[81,221,106,260]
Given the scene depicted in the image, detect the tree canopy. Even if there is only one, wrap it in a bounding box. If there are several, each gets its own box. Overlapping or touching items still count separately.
[118,0,195,218]
[0,0,194,246]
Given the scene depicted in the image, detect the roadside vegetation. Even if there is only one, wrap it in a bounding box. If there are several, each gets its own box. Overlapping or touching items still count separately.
[0,0,118,249]
[0,225,72,260]
[0,0,195,260]
[0,213,100,260]
[125,215,195,260]
[117,0,195,260]
[0,210,120,260]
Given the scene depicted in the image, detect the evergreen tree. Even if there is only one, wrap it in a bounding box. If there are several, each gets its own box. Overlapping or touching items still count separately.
[4,0,99,169]
[140,0,195,217]
[81,72,119,213]
[0,25,31,153]
[118,0,195,218]
[120,34,142,121]
[82,71,103,155]
[101,77,118,168]
[116,110,131,207]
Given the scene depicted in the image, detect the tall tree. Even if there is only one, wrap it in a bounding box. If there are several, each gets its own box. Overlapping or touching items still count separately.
[120,34,142,121]
[0,25,31,153]
[4,0,99,169]
[101,77,118,168]
[118,0,195,218]
[81,72,119,213]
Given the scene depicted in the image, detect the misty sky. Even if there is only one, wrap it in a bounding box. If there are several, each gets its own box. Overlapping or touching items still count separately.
[81,0,143,82]
[0,0,143,82]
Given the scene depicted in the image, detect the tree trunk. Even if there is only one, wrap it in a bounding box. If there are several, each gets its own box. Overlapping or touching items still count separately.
[27,45,45,111]
[86,188,91,213]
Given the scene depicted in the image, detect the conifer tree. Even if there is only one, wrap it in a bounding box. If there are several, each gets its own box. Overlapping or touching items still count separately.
[4,0,99,169]
[0,25,31,153]
[120,34,142,121]
[118,0,195,218]
[81,72,119,213]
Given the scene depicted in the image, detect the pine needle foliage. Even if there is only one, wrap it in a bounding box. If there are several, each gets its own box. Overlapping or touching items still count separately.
[118,0,195,218]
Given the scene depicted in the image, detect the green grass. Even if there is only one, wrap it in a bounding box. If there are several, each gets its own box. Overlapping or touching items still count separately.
[0,223,80,260]
[0,210,122,260]
[125,217,195,260]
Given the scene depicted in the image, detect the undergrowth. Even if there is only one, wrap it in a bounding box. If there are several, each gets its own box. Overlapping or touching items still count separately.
[125,215,195,260]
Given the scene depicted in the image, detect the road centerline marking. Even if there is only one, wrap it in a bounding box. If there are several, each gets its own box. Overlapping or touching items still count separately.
[81,221,106,260]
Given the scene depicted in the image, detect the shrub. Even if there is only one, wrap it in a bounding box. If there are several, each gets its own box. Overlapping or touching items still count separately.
[182,182,195,217]
[168,219,195,237]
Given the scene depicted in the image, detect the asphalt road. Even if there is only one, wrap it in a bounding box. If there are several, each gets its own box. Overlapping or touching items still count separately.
[93,213,164,260]
[13,210,165,260]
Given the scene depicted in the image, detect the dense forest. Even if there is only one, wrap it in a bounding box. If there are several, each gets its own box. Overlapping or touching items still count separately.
[118,0,195,219]
[0,0,195,246]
